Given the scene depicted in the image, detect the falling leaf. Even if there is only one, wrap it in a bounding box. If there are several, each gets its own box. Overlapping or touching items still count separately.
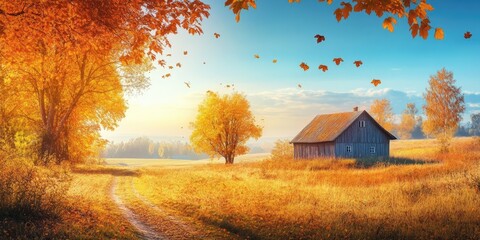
[166,54,172,57]
[273,59,277,63]
[465,31,472,39]
[383,17,397,32]
[206,90,213,94]
[333,58,344,65]
[318,65,328,72]
[203,62,206,64]
[165,73,171,78]
[353,60,363,67]
[314,34,326,43]
[371,79,381,87]
[434,28,444,40]
[161,75,165,79]
[297,84,302,88]
[184,81,191,88]
[299,62,309,71]
[183,51,188,55]
[214,33,220,38]
[226,84,231,88]
[254,54,260,59]
[176,63,182,68]
[168,66,173,69]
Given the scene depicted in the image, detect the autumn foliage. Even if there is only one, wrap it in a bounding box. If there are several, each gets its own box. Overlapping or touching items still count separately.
[225,0,443,39]
[423,68,465,152]
[190,92,262,164]
[0,0,210,163]
[370,98,395,132]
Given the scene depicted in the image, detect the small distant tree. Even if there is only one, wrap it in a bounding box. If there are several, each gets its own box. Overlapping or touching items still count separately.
[157,146,165,159]
[190,92,263,164]
[370,99,395,132]
[271,139,294,160]
[470,113,480,136]
[397,103,418,139]
[423,68,465,152]
[411,115,425,139]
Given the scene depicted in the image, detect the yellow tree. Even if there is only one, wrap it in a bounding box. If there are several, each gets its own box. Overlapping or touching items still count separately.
[190,92,262,164]
[423,68,465,152]
[370,99,395,132]
[8,49,129,163]
[397,103,418,139]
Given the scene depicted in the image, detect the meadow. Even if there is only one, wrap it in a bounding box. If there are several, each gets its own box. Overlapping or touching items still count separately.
[1,138,480,239]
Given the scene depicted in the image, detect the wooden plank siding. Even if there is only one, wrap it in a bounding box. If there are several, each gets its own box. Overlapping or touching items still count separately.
[334,112,391,158]
[294,142,335,159]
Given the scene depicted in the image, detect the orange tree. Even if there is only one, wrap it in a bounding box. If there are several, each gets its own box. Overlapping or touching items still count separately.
[370,98,395,132]
[422,68,465,152]
[0,0,209,162]
[190,92,262,164]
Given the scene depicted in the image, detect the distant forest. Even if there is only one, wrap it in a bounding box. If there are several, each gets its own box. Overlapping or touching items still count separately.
[102,137,267,159]
[102,137,208,159]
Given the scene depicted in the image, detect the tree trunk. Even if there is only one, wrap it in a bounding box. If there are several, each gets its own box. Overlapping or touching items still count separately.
[225,154,235,164]
[39,131,56,165]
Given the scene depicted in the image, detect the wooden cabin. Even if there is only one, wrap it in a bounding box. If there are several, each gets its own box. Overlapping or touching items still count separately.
[291,109,396,159]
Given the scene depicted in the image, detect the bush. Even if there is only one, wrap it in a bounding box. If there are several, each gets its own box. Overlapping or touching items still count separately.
[270,139,294,160]
[0,152,71,219]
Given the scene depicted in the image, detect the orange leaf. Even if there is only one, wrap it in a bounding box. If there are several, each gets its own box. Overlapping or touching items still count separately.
[383,17,397,32]
[318,64,328,72]
[299,62,309,71]
[333,58,344,65]
[254,54,260,59]
[214,33,220,38]
[464,31,472,39]
[314,34,326,43]
[354,60,363,67]
[410,23,419,38]
[434,28,444,40]
[371,79,381,87]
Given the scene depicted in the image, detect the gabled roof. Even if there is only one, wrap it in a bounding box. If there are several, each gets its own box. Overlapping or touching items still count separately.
[291,110,396,143]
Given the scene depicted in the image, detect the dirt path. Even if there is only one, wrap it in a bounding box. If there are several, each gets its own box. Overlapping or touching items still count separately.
[129,179,200,237]
[110,177,166,240]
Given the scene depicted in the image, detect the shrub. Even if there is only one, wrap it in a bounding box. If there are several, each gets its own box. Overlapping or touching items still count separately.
[0,152,71,219]
[270,139,294,160]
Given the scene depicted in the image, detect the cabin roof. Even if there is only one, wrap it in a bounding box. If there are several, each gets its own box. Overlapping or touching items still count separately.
[291,110,396,143]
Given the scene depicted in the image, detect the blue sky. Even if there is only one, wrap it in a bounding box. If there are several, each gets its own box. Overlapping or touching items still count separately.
[102,0,480,142]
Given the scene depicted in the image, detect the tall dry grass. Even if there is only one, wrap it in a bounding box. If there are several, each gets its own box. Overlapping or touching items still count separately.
[132,137,480,239]
[0,153,70,219]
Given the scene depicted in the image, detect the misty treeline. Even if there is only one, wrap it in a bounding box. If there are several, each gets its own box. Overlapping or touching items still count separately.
[372,101,478,139]
[102,137,208,159]
[371,69,477,146]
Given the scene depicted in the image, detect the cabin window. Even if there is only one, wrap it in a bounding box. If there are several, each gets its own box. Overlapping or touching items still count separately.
[359,120,366,128]
[370,146,376,154]
[346,145,352,153]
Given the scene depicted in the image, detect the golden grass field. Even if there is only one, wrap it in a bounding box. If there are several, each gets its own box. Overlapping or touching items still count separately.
[2,138,480,239]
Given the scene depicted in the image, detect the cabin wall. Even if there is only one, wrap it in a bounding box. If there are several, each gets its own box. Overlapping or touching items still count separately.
[293,142,335,159]
[335,113,391,158]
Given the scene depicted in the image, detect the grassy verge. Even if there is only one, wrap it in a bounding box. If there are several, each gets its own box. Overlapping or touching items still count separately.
[1,164,139,239]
